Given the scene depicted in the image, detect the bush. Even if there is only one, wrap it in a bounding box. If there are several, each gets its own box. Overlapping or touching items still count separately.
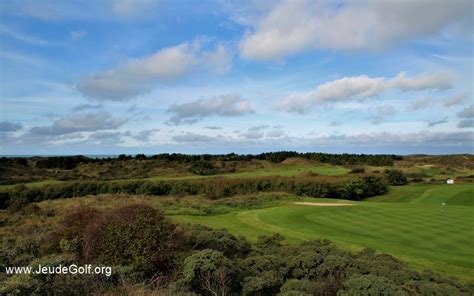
[181,224,251,257]
[349,167,365,174]
[189,160,217,175]
[178,249,241,295]
[82,204,179,277]
[58,206,101,254]
[385,169,408,186]
[340,274,405,295]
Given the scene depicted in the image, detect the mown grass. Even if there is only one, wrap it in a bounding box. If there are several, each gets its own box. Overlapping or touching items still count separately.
[173,183,474,280]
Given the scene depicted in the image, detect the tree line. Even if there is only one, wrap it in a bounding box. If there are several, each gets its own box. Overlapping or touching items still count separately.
[0,152,400,170]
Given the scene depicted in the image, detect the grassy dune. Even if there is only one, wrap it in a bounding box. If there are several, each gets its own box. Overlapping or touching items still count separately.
[0,165,349,191]
[174,183,474,280]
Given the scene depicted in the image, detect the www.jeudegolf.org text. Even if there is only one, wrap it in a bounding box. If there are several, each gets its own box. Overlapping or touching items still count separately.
[5,264,112,277]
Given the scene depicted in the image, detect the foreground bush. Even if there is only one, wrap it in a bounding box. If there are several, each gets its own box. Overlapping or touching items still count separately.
[81,204,179,277]
[171,236,473,295]
[1,206,472,295]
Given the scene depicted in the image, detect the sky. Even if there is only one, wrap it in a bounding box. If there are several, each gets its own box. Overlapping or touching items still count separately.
[0,0,473,155]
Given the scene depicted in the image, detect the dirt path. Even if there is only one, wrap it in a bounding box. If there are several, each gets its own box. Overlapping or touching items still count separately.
[294,202,355,207]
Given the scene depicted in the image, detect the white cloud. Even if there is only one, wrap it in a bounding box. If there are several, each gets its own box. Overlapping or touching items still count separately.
[169,129,473,151]
[239,0,472,60]
[26,111,127,137]
[410,97,433,111]
[241,125,269,139]
[167,94,254,125]
[72,103,102,112]
[279,72,454,113]
[369,105,397,124]
[172,132,224,144]
[444,93,468,107]
[266,127,284,138]
[457,105,474,128]
[77,41,231,101]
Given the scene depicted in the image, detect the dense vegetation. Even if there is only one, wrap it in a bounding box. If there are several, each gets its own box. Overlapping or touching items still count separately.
[1,204,472,295]
[1,153,473,295]
[0,152,400,184]
[1,174,387,209]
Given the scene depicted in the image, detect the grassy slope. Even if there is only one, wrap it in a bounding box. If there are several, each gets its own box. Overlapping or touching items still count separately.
[0,180,64,191]
[0,165,349,191]
[173,183,474,280]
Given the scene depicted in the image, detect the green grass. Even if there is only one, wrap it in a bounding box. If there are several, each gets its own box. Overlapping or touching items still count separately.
[226,165,350,177]
[172,183,474,280]
[144,165,349,180]
[0,180,64,191]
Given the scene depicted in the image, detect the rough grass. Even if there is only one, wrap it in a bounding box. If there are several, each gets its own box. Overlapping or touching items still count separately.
[173,183,474,280]
[0,180,64,191]
[0,165,349,192]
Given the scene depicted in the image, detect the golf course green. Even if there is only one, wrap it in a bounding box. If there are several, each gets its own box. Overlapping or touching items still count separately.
[174,183,474,280]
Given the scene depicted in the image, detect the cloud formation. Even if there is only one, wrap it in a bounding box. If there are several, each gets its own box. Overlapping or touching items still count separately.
[239,0,472,60]
[369,105,397,124]
[241,125,268,139]
[169,130,473,152]
[77,41,231,101]
[0,121,22,132]
[279,72,453,113]
[26,111,127,137]
[427,120,448,127]
[457,105,474,119]
[167,94,254,125]
[457,120,474,128]
[457,105,474,128]
[444,93,468,107]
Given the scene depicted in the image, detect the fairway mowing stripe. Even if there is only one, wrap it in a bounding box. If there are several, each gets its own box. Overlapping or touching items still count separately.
[294,202,355,206]
[237,210,312,240]
[302,209,466,252]
[193,201,474,280]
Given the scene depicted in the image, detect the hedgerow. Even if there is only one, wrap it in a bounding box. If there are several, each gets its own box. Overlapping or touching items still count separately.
[2,175,388,209]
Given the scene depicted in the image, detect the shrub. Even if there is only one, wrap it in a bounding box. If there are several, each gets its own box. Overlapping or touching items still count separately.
[349,167,365,174]
[179,249,241,296]
[181,224,251,258]
[58,205,101,253]
[340,274,405,295]
[189,160,217,175]
[82,204,178,277]
[384,169,408,186]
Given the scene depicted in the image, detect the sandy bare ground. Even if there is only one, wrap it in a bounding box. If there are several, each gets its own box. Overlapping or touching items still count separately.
[294,202,355,207]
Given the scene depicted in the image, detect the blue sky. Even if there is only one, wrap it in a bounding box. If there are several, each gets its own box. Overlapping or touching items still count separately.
[0,0,473,155]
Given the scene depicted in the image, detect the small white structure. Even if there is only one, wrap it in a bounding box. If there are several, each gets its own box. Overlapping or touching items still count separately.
[446,179,454,184]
